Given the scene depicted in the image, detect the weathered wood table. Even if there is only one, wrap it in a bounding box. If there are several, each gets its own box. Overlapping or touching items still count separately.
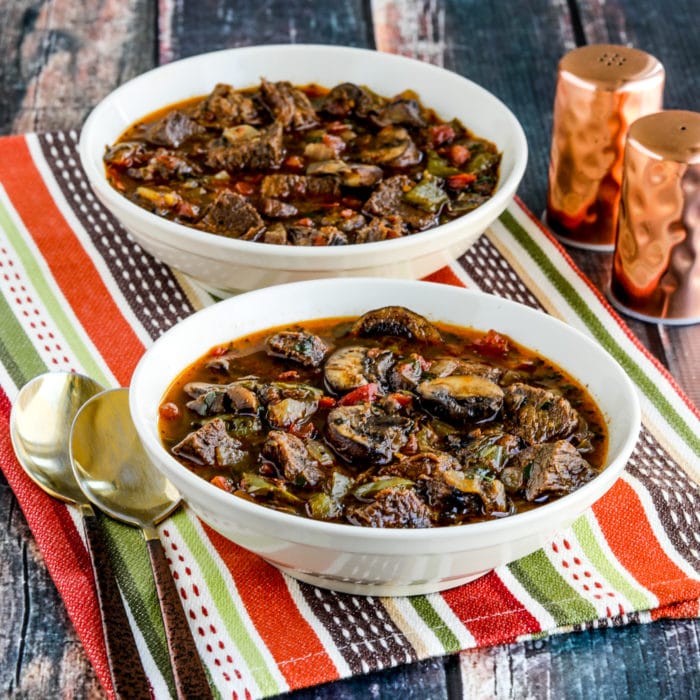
[1,1,698,697]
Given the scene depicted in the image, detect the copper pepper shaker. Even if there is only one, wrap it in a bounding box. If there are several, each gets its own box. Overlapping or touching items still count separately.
[546,44,665,250]
[609,110,700,324]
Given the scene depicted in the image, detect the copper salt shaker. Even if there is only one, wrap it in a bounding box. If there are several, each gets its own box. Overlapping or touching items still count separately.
[609,110,700,324]
[546,44,665,250]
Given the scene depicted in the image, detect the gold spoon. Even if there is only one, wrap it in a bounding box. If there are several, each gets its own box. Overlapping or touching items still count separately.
[70,387,212,700]
[9,371,151,700]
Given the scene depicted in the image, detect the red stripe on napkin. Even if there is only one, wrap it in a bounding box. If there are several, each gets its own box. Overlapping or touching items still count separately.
[422,265,466,287]
[203,524,339,688]
[442,571,540,644]
[0,136,144,387]
[0,389,114,697]
[593,480,700,605]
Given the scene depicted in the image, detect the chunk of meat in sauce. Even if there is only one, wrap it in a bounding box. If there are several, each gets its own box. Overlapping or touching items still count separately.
[346,487,432,528]
[353,126,422,168]
[206,122,285,171]
[143,111,205,148]
[197,190,264,239]
[172,418,244,467]
[363,175,437,231]
[417,375,504,424]
[503,383,581,445]
[261,430,326,487]
[193,83,263,127]
[352,306,442,343]
[354,215,405,243]
[260,79,319,131]
[369,98,427,128]
[502,440,596,501]
[265,331,330,368]
[266,397,318,430]
[326,402,412,465]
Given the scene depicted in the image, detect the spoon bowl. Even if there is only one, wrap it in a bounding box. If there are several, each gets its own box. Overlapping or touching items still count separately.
[71,387,212,700]
[10,372,151,699]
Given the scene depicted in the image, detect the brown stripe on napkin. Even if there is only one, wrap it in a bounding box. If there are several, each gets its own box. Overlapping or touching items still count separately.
[459,235,543,310]
[300,586,418,672]
[627,428,700,574]
[37,131,195,339]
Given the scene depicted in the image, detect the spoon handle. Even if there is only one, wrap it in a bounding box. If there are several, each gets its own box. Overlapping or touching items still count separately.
[81,507,152,699]
[146,537,213,700]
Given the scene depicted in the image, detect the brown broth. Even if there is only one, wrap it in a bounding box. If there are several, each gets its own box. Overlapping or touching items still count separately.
[158,316,608,527]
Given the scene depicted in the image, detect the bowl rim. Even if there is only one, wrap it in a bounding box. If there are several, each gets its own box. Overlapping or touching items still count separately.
[79,44,528,265]
[129,278,640,547]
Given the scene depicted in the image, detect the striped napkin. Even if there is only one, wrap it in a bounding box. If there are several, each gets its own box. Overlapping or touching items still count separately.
[1,130,699,699]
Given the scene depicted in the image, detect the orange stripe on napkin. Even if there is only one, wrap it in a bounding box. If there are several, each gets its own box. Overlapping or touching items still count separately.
[0,136,143,385]
[203,524,338,688]
[593,480,700,606]
[0,391,114,697]
[442,570,540,645]
[422,265,466,287]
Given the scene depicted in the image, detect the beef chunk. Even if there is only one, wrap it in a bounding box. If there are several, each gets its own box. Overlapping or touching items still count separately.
[363,175,437,231]
[260,79,319,131]
[144,111,205,148]
[261,430,325,487]
[260,174,341,200]
[172,418,243,467]
[326,403,412,465]
[266,330,330,368]
[504,440,597,501]
[197,190,264,239]
[354,216,405,243]
[227,383,259,413]
[127,148,198,181]
[261,198,298,218]
[503,383,581,445]
[194,83,262,127]
[206,122,285,171]
[262,222,289,245]
[446,430,522,472]
[346,487,431,528]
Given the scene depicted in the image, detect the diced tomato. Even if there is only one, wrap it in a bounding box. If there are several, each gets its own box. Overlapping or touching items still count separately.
[428,124,456,147]
[318,396,337,409]
[340,208,355,219]
[209,345,229,357]
[277,370,300,381]
[446,173,477,190]
[234,180,256,196]
[338,383,382,406]
[387,392,413,407]
[284,155,305,170]
[210,475,236,493]
[473,329,511,357]
[322,133,346,152]
[296,217,314,227]
[159,402,180,420]
[448,144,471,166]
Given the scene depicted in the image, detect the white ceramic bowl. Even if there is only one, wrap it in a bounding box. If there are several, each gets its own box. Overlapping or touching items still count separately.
[129,279,640,596]
[79,44,527,294]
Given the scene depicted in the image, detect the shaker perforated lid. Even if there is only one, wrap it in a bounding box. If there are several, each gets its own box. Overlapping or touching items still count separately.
[559,44,665,92]
[627,109,700,162]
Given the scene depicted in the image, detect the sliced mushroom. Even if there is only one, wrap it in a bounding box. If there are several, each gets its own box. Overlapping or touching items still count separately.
[417,375,504,424]
[429,358,503,383]
[324,346,370,393]
[326,403,413,465]
[352,306,442,343]
[306,160,383,188]
[354,126,422,167]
